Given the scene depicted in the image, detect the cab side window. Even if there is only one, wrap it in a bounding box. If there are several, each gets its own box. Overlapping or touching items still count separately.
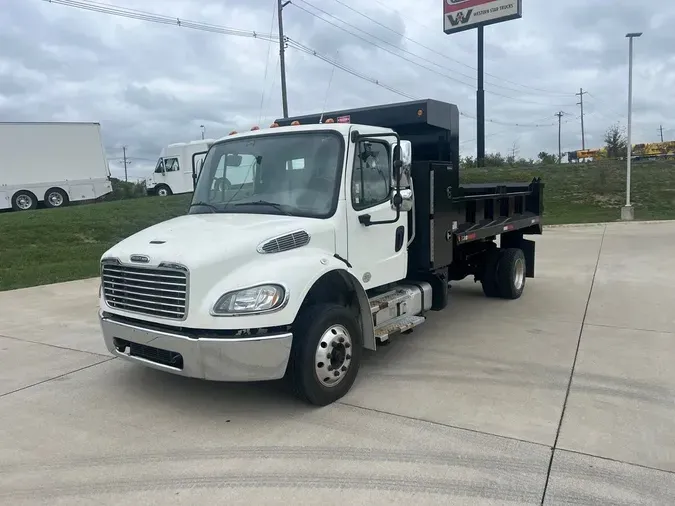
[154,159,165,174]
[351,140,391,210]
[164,157,180,172]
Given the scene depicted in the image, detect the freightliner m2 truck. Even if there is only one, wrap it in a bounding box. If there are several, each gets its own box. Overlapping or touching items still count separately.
[98,99,544,406]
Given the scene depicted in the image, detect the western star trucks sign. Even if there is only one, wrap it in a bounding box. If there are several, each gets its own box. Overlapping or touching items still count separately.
[443,0,523,34]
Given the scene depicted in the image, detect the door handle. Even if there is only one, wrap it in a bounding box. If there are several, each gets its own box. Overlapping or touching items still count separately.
[358,214,372,226]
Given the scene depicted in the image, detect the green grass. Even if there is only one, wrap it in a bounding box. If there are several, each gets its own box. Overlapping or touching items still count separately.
[0,195,192,291]
[1,160,674,291]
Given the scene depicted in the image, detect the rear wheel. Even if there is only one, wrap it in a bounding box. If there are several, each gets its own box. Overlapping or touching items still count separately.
[496,248,526,300]
[44,187,69,208]
[11,190,37,211]
[287,303,363,406]
[481,248,501,298]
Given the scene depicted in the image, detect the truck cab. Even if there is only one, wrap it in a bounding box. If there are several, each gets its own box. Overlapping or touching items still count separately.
[146,139,214,196]
[99,99,543,406]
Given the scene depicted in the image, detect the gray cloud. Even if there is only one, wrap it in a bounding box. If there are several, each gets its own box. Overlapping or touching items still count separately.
[1,0,673,181]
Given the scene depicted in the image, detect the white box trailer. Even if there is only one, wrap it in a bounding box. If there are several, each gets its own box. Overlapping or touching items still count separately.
[0,122,113,211]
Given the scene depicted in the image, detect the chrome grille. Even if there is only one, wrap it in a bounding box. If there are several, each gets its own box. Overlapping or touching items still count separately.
[258,230,310,254]
[101,262,188,320]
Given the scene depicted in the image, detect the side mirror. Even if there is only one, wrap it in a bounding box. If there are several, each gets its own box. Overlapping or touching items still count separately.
[392,140,412,189]
[399,140,412,181]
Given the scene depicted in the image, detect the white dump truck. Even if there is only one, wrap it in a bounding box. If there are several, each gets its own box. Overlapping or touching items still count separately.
[98,99,544,406]
[146,139,214,197]
[0,122,112,211]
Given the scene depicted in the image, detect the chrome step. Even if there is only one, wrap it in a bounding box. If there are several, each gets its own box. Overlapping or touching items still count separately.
[374,314,426,342]
[369,289,413,314]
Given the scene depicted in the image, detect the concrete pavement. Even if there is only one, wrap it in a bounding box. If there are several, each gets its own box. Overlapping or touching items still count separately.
[1,221,674,504]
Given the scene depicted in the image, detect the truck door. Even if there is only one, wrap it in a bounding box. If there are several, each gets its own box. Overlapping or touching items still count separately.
[346,135,408,289]
[191,151,208,189]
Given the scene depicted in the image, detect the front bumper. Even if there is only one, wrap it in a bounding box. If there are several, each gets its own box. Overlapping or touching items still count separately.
[99,312,293,382]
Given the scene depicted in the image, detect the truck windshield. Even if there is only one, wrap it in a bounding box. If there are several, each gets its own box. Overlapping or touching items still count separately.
[190,131,344,218]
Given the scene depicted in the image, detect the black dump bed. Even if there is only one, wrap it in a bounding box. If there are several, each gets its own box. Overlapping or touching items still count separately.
[276,99,543,272]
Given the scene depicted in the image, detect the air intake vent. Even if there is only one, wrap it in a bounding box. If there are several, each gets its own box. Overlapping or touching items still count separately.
[258,230,310,254]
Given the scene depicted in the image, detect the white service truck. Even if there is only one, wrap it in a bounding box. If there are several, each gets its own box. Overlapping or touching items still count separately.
[146,139,214,197]
[98,99,544,406]
[0,122,113,211]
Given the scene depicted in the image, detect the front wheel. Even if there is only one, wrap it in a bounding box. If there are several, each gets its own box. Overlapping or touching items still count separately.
[155,184,172,197]
[287,303,363,406]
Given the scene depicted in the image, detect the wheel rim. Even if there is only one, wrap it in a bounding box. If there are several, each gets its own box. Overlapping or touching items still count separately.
[314,324,352,388]
[514,257,525,290]
[158,188,168,196]
[48,192,64,207]
[16,194,32,210]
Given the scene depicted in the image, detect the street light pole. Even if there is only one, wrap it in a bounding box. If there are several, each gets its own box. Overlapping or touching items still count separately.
[200,125,205,140]
[622,32,642,221]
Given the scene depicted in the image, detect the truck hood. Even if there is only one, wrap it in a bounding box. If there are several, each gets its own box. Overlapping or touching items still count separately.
[103,213,336,269]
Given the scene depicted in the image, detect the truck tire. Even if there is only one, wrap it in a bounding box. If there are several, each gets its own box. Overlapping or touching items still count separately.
[44,187,69,208]
[11,190,38,211]
[495,248,526,300]
[287,303,363,406]
[481,248,501,298]
[156,184,172,197]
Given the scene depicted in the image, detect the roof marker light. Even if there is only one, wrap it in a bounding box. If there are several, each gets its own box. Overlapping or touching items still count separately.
[251,125,260,131]
[270,122,280,128]
[324,118,335,123]
[291,120,300,126]
[229,130,238,136]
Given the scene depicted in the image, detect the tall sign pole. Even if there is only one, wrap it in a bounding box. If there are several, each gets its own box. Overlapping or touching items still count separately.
[443,0,523,168]
[477,26,485,167]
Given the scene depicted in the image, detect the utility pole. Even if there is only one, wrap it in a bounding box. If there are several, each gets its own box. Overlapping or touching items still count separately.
[122,146,128,182]
[555,111,565,163]
[277,0,291,118]
[576,88,587,150]
[659,125,664,142]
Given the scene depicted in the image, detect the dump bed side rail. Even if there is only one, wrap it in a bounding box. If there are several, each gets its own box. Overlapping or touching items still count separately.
[452,178,544,245]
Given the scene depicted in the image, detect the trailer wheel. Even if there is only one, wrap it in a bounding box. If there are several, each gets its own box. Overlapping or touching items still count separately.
[44,188,69,208]
[481,248,501,298]
[287,303,363,406]
[496,248,527,300]
[11,190,38,211]
[156,184,172,197]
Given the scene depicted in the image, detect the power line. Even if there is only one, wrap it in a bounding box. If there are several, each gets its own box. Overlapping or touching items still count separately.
[291,0,577,108]
[335,0,574,97]
[43,0,415,102]
[44,0,567,132]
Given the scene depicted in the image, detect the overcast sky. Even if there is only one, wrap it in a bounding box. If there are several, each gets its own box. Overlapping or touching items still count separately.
[2,0,674,180]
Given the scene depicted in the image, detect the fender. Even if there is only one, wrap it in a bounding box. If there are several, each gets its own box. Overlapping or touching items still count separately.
[196,247,373,345]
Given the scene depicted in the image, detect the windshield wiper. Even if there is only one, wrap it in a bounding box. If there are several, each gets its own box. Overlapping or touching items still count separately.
[233,200,293,216]
[189,201,220,213]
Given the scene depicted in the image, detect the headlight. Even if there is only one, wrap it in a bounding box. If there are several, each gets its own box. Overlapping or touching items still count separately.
[212,284,286,315]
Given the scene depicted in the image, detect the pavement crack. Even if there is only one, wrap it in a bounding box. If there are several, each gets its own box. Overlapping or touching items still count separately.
[539,223,607,505]
[338,401,549,448]
[558,448,675,477]
[0,358,115,399]
[0,333,110,358]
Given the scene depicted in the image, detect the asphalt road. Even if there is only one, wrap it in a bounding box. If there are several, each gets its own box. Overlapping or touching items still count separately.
[1,221,674,505]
